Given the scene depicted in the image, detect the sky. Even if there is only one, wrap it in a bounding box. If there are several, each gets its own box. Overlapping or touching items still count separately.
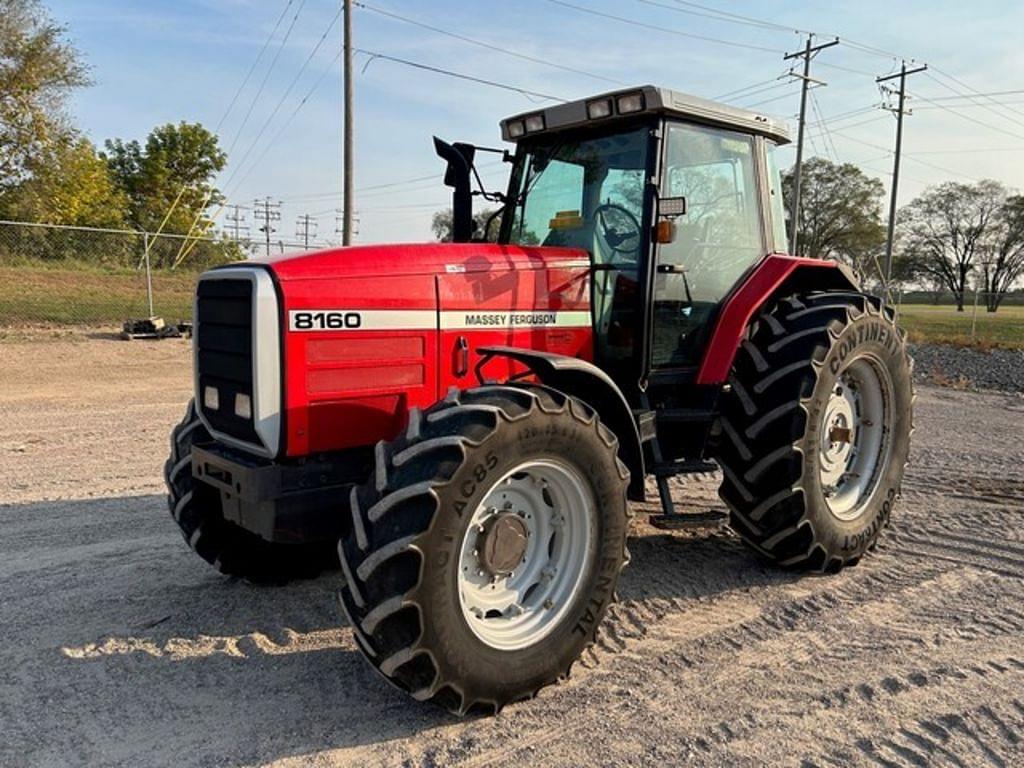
[49,0,1024,246]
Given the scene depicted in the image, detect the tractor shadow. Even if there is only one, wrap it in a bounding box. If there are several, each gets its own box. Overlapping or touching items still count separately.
[5,493,796,766]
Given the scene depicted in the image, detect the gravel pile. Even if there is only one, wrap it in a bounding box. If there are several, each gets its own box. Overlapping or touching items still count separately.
[909,342,1024,393]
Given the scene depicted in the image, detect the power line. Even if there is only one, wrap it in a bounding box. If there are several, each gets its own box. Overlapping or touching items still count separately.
[355,49,566,102]
[810,90,840,162]
[714,75,787,101]
[913,88,1024,102]
[227,47,344,198]
[215,1,295,134]
[544,0,785,54]
[924,69,1024,129]
[354,2,627,86]
[907,88,1024,143]
[224,0,309,160]
[665,0,806,34]
[224,4,344,192]
[740,87,803,109]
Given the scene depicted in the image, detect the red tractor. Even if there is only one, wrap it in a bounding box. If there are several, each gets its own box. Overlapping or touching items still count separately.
[165,85,913,714]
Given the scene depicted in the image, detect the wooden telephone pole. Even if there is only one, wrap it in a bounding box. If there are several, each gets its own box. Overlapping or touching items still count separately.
[342,0,354,246]
[878,61,928,288]
[784,35,839,255]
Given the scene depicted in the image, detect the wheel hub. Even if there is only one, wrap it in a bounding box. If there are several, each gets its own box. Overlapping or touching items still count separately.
[818,355,894,521]
[457,459,596,651]
[478,512,529,576]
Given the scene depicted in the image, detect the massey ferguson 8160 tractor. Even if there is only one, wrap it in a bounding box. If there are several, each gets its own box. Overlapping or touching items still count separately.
[165,85,912,714]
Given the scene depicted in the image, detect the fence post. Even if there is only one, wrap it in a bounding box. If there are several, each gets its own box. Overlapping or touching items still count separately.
[970,284,980,344]
[143,232,154,318]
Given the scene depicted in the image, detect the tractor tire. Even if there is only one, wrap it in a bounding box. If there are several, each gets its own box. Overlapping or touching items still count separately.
[714,291,913,572]
[338,384,630,715]
[164,400,337,583]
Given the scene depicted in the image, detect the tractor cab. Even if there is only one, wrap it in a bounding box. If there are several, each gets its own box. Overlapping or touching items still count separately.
[495,86,791,393]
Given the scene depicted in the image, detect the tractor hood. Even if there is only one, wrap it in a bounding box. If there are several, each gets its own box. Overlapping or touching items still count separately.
[199,242,594,458]
[255,242,590,281]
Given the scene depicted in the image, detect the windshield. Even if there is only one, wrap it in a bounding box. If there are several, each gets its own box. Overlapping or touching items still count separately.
[504,127,650,263]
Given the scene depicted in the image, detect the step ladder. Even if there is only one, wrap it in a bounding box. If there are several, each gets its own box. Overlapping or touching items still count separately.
[635,395,728,531]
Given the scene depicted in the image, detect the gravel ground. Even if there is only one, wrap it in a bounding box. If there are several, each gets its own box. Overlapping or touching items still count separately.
[1,337,1023,767]
[910,342,1024,393]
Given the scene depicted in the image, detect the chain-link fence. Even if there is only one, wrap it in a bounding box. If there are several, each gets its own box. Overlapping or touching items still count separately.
[0,220,323,329]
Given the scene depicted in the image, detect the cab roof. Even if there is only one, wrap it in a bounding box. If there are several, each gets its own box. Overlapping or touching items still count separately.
[501,84,791,145]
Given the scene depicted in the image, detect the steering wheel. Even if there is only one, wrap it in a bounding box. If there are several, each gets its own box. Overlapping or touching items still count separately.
[594,202,642,258]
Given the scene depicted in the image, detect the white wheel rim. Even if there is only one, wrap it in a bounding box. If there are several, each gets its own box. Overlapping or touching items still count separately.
[457,459,596,651]
[819,353,894,521]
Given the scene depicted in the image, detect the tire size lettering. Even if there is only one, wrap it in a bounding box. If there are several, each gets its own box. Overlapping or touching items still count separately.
[453,451,499,517]
[289,310,362,331]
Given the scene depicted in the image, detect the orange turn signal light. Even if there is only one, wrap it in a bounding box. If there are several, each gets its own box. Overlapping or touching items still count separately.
[654,220,677,244]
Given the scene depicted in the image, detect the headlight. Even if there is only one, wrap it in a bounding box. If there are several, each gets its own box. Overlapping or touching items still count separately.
[235,393,252,419]
[617,92,645,114]
[507,120,525,138]
[204,385,219,411]
[524,113,546,133]
[587,98,613,119]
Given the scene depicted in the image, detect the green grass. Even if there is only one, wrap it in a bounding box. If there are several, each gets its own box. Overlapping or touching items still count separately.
[2,263,1022,350]
[897,303,1024,349]
[0,263,197,327]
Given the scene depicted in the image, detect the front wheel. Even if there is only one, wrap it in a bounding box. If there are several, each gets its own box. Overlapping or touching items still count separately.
[714,291,913,572]
[338,385,630,715]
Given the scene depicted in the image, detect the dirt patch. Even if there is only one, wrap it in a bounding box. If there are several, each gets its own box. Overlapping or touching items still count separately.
[1,338,1023,767]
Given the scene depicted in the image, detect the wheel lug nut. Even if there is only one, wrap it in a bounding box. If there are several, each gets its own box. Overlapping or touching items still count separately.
[543,599,554,609]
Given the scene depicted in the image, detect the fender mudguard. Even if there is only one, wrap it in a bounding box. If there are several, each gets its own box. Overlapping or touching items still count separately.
[696,254,860,385]
[477,346,646,501]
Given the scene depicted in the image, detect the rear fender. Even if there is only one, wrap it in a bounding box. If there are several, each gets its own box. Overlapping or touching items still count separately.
[696,255,859,385]
[477,346,646,501]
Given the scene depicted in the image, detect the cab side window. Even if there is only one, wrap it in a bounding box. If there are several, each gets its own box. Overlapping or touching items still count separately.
[652,123,764,368]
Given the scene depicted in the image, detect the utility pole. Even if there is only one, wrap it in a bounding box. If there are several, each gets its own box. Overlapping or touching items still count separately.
[224,204,250,243]
[342,0,355,246]
[252,197,281,258]
[295,214,318,250]
[878,61,928,289]
[784,35,839,255]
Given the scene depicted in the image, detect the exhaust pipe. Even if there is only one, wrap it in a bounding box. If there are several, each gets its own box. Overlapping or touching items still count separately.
[433,136,476,243]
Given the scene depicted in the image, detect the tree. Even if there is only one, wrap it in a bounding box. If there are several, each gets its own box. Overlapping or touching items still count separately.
[104,122,227,261]
[1,136,128,227]
[783,158,886,284]
[431,207,503,242]
[899,180,1004,311]
[977,194,1024,312]
[0,0,89,196]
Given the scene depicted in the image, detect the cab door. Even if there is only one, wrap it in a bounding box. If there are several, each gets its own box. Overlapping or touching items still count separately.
[650,122,768,372]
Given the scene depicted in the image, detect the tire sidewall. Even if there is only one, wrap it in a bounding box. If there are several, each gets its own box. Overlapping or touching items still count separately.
[801,308,913,558]
[414,401,627,695]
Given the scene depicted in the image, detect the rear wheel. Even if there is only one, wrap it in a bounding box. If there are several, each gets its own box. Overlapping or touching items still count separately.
[714,291,913,572]
[164,400,337,583]
[338,385,630,715]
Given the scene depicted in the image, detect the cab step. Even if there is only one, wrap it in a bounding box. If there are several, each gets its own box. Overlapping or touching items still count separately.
[649,510,728,531]
[650,460,718,478]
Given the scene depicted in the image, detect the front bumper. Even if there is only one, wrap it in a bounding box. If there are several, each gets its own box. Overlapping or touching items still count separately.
[191,441,371,544]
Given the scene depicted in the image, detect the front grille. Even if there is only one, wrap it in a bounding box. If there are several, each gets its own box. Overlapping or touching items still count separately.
[196,277,261,445]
